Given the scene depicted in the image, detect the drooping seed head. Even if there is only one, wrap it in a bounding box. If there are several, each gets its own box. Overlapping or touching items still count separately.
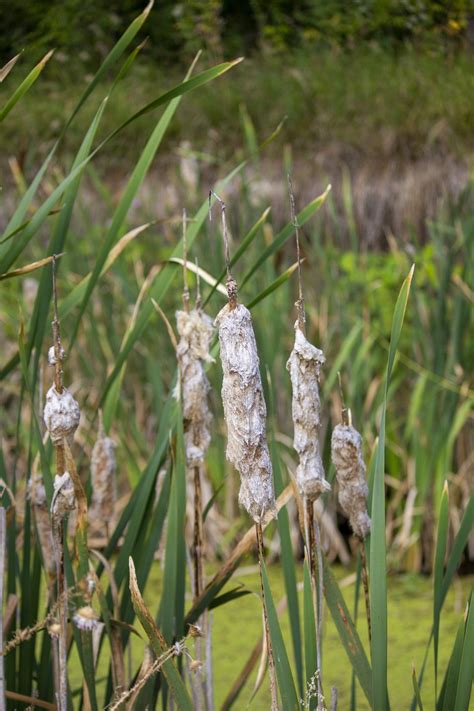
[331,423,371,539]
[215,302,275,522]
[43,386,80,444]
[287,323,330,500]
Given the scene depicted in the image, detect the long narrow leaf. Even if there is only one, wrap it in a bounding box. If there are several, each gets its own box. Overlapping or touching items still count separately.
[370,265,414,711]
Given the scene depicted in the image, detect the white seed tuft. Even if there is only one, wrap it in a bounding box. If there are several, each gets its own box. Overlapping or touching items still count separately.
[176,308,214,467]
[287,324,330,500]
[48,345,66,366]
[331,423,371,539]
[215,303,275,522]
[72,605,99,631]
[43,386,80,444]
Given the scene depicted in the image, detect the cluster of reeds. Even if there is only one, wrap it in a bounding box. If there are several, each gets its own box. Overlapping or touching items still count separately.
[0,8,472,711]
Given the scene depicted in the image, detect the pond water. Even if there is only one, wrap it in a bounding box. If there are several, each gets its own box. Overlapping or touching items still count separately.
[67,561,471,709]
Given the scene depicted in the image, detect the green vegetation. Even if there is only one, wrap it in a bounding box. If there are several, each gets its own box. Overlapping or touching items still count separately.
[0,5,472,711]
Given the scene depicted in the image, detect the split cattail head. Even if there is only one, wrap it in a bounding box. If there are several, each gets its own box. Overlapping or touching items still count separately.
[287,322,330,500]
[176,308,214,468]
[215,302,275,522]
[331,421,371,539]
[43,385,80,445]
[51,471,76,522]
[90,418,117,523]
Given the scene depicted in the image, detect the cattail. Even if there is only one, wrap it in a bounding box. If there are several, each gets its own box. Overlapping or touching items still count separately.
[28,472,55,575]
[215,302,275,522]
[211,190,278,710]
[176,307,214,468]
[287,323,330,500]
[43,386,80,445]
[331,421,371,539]
[89,416,117,529]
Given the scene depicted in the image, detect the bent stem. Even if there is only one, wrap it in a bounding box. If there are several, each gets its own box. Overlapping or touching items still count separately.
[256,521,278,711]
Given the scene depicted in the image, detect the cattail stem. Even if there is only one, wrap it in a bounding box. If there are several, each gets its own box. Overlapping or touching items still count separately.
[182,208,190,313]
[314,519,325,707]
[193,465,204,601]
[54,435,68,711]
[287,174,305,332]
[304,498,325,710]
[255,522,278,711]
[53,519,68,711]
[359,538,371,644]
[50,259,69,711]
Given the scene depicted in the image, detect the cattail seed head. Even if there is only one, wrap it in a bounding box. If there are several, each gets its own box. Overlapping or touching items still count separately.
[90,426,117,523]
[28,473,55,574]
[215,302,275,522]
[331,423,371,539]
[72,605,99,631]
[176,308,214,467]
[287,324,330,500]
[43,385,80,444]
[51,471,76,521]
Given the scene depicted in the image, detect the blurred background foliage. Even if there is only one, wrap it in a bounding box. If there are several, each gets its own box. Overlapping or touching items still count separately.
[2,0,473,64]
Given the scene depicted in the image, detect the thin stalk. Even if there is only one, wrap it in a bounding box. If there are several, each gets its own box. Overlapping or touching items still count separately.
[256,522,278,711]
[0,507,6,711]
[287,173,305,332]
[304,498,323,710]
[51,255,68,711]
[359,539,372,645]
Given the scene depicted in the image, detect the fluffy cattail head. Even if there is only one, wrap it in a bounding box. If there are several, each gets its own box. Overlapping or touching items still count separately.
[90,424,117,523]
[287,323,330,500]
[43,386,80,444]
[176,308,214,468]
[331,423,371,539]
[215,302,275,522]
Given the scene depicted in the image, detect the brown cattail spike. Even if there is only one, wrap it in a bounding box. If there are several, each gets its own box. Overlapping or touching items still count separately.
[287,174,305,332]
[182,208,190,312]
[209,190,238,309]
[337,371,350,426]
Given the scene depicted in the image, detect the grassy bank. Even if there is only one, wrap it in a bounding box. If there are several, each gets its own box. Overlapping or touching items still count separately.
[1,46,474,170]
